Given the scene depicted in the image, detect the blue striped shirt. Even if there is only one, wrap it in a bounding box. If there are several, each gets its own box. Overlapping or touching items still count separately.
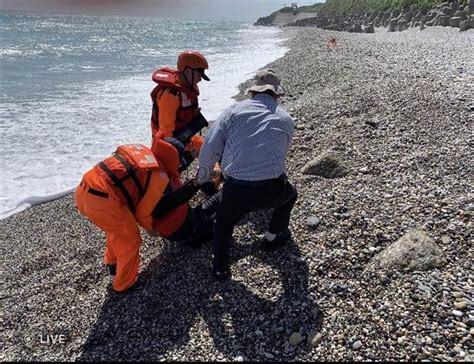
[197,93,294,184]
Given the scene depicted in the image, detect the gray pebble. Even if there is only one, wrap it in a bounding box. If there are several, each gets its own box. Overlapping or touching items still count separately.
[306,216,320,229]
[352,340,363,351]
[264,352,275,360]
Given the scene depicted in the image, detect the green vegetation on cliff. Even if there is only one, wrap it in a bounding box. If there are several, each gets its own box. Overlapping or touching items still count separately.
[295,0,468,15]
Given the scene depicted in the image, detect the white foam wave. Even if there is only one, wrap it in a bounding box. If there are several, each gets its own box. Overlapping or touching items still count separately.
[200,25,288,120]
[0,188,75,220]
[0,47,43,58]
[0,25,289,219]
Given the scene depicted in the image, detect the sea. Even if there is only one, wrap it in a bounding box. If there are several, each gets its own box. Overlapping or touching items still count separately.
[0,11,288,219]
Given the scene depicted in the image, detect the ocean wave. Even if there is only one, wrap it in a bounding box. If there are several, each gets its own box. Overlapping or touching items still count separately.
[0,48,43,58]
[1,16,288,219]
[0,188,75,220]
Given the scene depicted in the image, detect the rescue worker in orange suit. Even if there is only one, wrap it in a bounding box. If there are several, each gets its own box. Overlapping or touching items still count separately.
[75,137,220,293]
[150,50,210,169]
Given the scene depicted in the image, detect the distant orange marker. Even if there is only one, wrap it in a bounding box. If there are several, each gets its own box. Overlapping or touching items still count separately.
[326,36,337,50]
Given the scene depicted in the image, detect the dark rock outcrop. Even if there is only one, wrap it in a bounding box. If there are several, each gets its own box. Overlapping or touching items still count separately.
[268,1,473,34]
[364,23,375,33]
[449,16,462,27]
[254,14,276,26]
[460,18,474,31]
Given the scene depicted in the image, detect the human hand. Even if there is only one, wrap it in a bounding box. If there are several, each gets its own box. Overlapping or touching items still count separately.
[199,180,218,196]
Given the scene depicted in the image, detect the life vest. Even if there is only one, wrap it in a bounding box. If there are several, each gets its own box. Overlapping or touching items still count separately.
[95,144,162,213]
[150,136,181,178]
[150,67,200,138]
[152,176,189,237]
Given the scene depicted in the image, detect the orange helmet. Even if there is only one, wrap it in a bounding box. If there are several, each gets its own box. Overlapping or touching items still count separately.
[177,50,210,81]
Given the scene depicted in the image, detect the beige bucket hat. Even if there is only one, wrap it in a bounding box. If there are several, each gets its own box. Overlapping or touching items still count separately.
[246,69,286,96]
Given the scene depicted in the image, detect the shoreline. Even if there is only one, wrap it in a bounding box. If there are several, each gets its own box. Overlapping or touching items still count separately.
[231,25,298,102]
[2,26,473,361]
[0,21,286,220]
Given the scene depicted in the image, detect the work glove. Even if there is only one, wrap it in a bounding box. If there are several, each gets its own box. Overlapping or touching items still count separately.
[199,180,218,196]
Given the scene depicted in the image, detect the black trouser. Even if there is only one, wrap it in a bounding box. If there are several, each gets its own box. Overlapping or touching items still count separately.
[213,174,298,272]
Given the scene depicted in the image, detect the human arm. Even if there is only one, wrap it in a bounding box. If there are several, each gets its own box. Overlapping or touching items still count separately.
[135,170,170,231]
[196,107,233,184]
[151,180,200,219]
[157,89,180,138]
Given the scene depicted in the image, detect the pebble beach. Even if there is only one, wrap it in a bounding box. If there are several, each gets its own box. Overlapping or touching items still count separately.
[1,26,473,361]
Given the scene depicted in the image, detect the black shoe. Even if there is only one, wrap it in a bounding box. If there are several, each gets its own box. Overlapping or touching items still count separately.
[115,280,145,294]
[212,254,231,280]
[212,268,232,280]
[107,264,117,276]
[260,230,292,252]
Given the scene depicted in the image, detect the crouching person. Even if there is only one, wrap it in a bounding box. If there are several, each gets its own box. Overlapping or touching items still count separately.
[149,137,221,249]
[75,137,220,293]
[196,69,297,280]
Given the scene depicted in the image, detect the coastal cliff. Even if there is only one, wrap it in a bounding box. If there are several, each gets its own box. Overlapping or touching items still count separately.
[255,1,473,32]
[255,7,319,26]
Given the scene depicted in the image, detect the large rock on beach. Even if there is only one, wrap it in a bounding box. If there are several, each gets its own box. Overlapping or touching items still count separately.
[388,18,398,32]
[364,24,375,33]
[449,16,462,27]
[397,20,408,31]
[459,18,474,31]
[368,230,446,272]
[437,15,450,26]
[301,151,349,178]
[353,23,363,33]
[453,10,468,20]
[441,6,454,17]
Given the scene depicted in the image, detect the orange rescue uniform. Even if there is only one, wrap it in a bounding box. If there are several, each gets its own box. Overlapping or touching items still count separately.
[150,67,201,139]
[75,145,169,292]
[155,89,182,138]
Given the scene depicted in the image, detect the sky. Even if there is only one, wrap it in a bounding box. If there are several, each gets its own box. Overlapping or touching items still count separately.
[0,0,323,22]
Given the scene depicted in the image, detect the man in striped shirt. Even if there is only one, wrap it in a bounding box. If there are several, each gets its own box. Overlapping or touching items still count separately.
[196,69,297,279]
